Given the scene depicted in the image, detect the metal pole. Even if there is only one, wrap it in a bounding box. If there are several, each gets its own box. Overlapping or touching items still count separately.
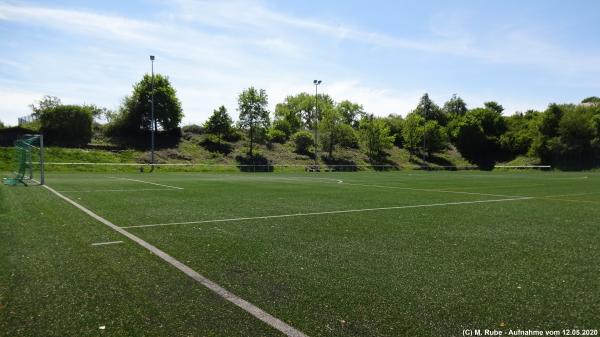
[39,134,44,185]
[313,80,321,166]
[150,55,155,168]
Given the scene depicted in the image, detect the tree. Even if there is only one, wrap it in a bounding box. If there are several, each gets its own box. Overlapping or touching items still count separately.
[0,120,5,129]
[204,106,233,140]
[450,106,507,164]
[114,74,183,133]
[336,100,365,128]
[383,114,404,147]
[319,107,344,158]
[422,120,448,156]
[484,101,504,115]
[274,93,334,132]
[414,93,447,125]
[40,105,93,146]
[402,113,425,158]
[443,94,467,116]
[292,130,314,154]
[238,87,270,157]
[359,114,394,161]
[29,95,62,117]
[582,96,600,104]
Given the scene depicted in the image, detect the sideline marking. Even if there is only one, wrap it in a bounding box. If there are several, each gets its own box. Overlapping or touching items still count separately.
[91,241,123,246]
[58,188,176,193]
[41,184,308,337]
[121,197,533,229]
[107,176,184,190]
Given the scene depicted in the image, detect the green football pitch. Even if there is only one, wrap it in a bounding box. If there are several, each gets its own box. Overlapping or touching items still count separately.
[1,171,599,336]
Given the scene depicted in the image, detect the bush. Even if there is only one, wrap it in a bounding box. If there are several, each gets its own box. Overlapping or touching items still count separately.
[267,128,287,143]
[337,124,359,148]
[182,124,203,134]
[292,130,314,154]
[40,105,93,146]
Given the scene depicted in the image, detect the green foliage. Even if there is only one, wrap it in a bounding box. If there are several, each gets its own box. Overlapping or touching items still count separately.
[422,120,448,156]
[500,110,540,155]
[266,128,287,144]
[29,95,62,116]
[443,94,468,116]
[40,105,93,147]
[109,74,183,135]
[0,120,5,129]
[238,87,270,156]
[383,114,404,147]
[272,119,293,138]
[359,114,394,160]
[292,130,314,154]
[181,124,203,134]
[450,106,506,164]
[414,93,447,125]
[318,107,345,157]
[336,100,365,127]
[402,113,425,156]
[204,106,233,140]
[337,124,359,148]
[274,93,335,132]
[582,96,600,104]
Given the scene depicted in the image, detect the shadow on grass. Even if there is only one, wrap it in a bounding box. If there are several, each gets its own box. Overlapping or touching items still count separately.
[235,153,274,172]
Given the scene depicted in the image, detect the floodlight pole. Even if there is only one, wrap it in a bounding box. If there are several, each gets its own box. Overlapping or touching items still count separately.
[313,80,322,166]
[150,55,155,168]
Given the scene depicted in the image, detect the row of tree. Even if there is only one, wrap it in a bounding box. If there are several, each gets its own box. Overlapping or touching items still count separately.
[11,72,600,168]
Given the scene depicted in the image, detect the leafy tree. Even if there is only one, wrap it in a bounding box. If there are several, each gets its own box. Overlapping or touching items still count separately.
[422,120,448,156]
[450,106,507,164]
[0,120,5,129]
[274,93,334,132]
[414,93,447,125]
[29,95,62,117]
[204,106,233,140]
[500,110,540,155]
[112,74,183,134]
[318,107,345,158]
[40,105,93,146]
[443,94,467,116]
[292,130,314,154]
[238,87,270,156]
[336,100,365,128]
[337,124,359,148]
[272,119,293,139]
[266,128,287,144]
[484,101,504,115]
[582,96,600,104]
[383,114,404,147]
[402,113,425,158]
[359,114,394,161]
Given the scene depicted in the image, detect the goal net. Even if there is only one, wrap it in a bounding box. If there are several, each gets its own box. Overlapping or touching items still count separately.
[2,135,44,186]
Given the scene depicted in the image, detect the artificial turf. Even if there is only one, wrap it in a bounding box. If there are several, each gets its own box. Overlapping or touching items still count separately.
[1,171,599,336]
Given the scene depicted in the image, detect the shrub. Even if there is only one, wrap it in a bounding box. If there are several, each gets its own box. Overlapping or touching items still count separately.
[267,128,287,143]
[292,130,314,154]
[40,105,93,147]
[182,124,203,134]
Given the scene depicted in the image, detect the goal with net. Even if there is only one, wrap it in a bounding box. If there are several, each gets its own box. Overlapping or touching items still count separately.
[2,135,45,186]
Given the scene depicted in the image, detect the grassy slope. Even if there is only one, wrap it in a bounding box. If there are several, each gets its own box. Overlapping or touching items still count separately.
[0,134,486,172]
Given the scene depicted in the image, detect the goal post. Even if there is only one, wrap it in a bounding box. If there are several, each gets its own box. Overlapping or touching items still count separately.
[2,134,45,186]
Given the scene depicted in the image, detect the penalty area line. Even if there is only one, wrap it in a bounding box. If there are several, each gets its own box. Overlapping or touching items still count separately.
[40,183,308,337]
[122,196,534,229]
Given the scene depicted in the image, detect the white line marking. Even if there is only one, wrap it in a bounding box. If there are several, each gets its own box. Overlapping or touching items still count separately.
[91,241,124,246]
[41,184,307,337]
[121,197,533,229]
[57,188,176,193]
[339,182,528,199]
[107,177,184,190]
[540,191,600,198]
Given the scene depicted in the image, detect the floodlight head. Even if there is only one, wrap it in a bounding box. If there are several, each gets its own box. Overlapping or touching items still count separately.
[313,80,318,84]
[150,55,155,61]
[318,80,322,85]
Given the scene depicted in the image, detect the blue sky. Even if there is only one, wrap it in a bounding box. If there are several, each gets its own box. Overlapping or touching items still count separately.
[1,0,599,125]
